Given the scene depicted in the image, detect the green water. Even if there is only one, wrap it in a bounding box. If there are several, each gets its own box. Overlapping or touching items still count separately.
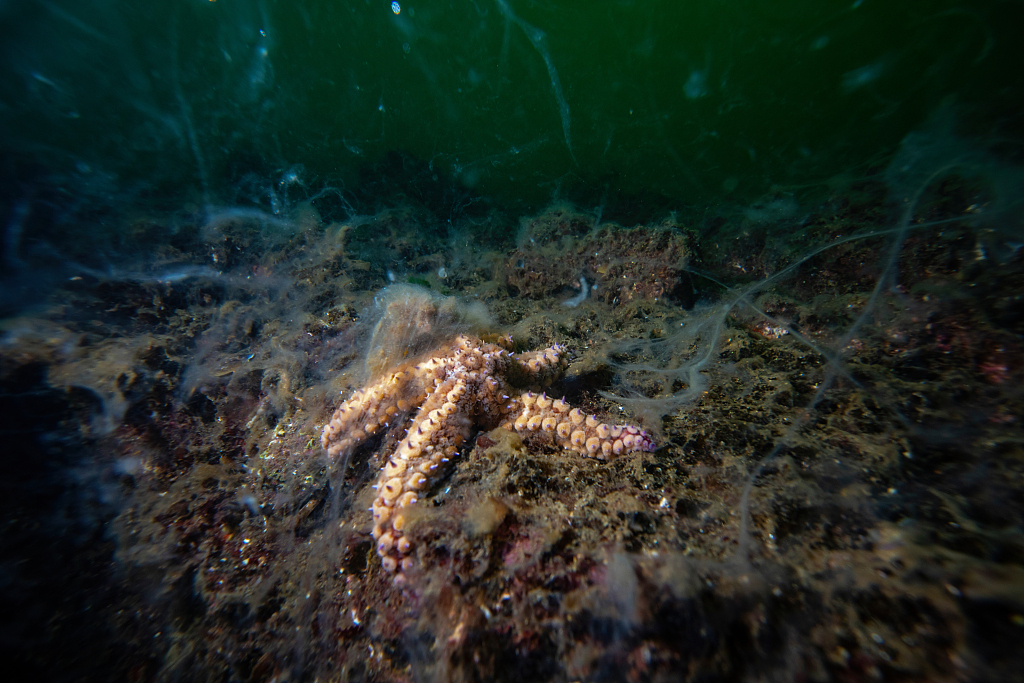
[2,0,1020,227]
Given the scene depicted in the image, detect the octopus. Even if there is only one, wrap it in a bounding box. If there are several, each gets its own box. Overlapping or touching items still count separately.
[321,334,655,581]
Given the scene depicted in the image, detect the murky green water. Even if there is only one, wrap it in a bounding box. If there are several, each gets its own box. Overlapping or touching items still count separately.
[3,0,1021,224]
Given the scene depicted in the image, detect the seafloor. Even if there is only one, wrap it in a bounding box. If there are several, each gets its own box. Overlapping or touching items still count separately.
[2,178,1023,682]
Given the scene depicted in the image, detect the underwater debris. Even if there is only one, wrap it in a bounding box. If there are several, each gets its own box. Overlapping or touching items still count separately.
[362,283,492,379]
[496,0,576,164]
[560,276,590,307]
